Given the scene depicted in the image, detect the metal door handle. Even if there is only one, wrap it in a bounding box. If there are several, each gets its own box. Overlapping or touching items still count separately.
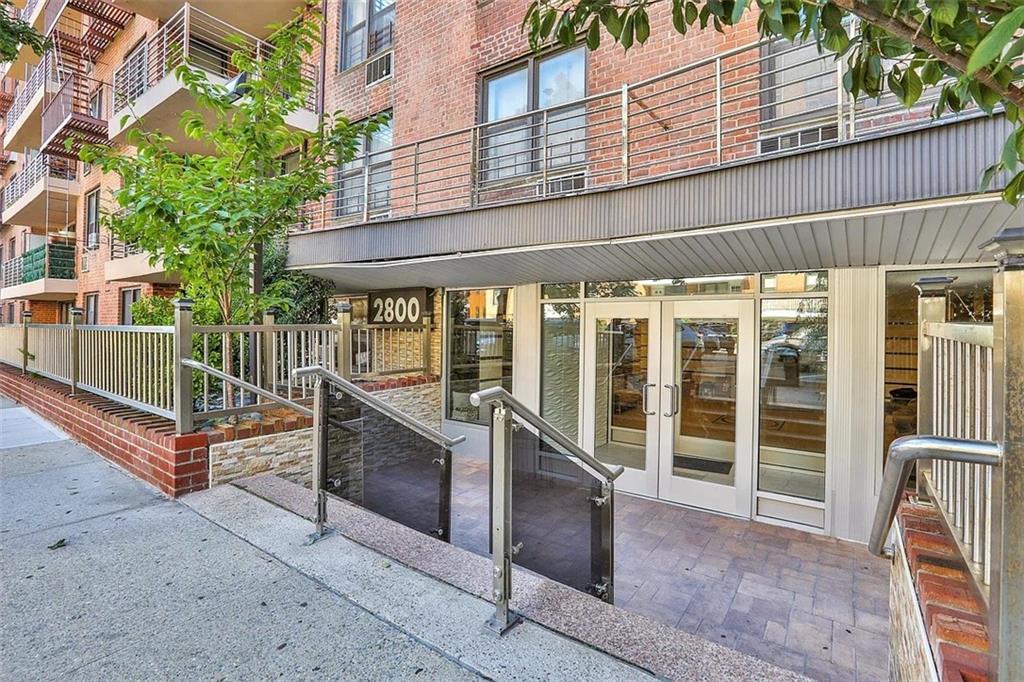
[642,383,656,415]
[664,384,679,417]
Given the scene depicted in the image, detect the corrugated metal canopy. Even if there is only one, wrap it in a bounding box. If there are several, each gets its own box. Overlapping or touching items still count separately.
[295,197,1023,293]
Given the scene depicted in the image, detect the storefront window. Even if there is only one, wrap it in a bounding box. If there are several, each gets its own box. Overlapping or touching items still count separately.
[758,298,828,502]
[446,289,514,425]
[761,271,828,293]
[585,276,755,298]
[541,303,580,441]
[541,282,580,299]
[882,269,993,464]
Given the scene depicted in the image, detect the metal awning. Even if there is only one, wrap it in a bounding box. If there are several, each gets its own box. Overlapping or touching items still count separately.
[295,196,1022,293]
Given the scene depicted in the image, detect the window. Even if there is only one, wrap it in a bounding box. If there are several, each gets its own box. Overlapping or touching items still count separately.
[339,0,395,71]
[88,89,102,119]
[446,288,514,425]
[85,189,100,250]
[84,293,99,325]
[120,287,141,325]
[541,301,580,442]
[585,277,756,297]
[759,39,838,153]
[480,47,587,185]
[333,114,393,218]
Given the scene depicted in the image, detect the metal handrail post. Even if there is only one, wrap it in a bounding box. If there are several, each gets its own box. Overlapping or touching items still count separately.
[335,302,352,380]
[914,276,955,498]
[420,312,432,375]
[714,57,722,165]
[20,309,31,374]
[262,307,277,396]
[69,306,82,394]
[484,402,520,635]
[173,298,194,434]
[620,84,629,184]
[983,228,1024,681]
[306,377,332,544]
[540,110,549,196]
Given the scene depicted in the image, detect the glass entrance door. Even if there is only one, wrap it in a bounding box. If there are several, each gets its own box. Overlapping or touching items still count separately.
[582,301,661,497]
[658,300,755,516]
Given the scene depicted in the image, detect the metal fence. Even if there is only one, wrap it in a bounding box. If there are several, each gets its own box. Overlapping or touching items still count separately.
[292,34,964,232]
[351,321,432,376]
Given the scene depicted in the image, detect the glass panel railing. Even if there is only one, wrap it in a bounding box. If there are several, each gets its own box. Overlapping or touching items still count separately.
[322,385,452,541]
[509,417,613,601]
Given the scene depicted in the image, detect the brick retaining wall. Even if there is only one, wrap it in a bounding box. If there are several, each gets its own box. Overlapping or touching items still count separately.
[0,365,208,497]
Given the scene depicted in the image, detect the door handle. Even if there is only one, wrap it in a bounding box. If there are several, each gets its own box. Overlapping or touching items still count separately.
[664,383,679,417]
[641,383,656,416]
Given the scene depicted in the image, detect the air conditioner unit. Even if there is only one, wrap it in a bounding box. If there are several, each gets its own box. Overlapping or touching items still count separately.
[365,52,393,87]
[759,123,839,154]
[537,171,586,197]
[80,250,91,273]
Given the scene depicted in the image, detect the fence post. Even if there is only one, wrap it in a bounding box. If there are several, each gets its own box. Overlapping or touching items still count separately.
[306,377,331,544]
[262,307,277,395]
[173,298,194,435]
[20,309,31,375]
[484,402,520,635]
[336,301,352,380]
[913,275,955,498]
[69,306,82,395]
[984,228,1024,681]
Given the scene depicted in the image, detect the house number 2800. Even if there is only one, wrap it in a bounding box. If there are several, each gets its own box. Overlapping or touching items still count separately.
[371,295,420,324]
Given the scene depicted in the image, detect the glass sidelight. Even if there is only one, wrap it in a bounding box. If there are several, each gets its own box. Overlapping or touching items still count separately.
[593,317,651,471]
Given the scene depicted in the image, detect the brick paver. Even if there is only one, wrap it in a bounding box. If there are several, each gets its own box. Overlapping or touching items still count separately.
[451,456,890,682]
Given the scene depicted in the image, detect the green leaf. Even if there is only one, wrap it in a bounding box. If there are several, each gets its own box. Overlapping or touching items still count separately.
[730,0,749,25]
[672,0,686,33]
[926,0,958,27]
[635,9,650,43]
[620,12,635,49]
[685,2,698,24]
[1003,169,1024,205]
[600,6,623,39]
[902,68,923,107]
[967,6,1024,75]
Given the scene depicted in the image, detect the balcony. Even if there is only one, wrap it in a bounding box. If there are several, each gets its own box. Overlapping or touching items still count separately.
[0,0,46,81]
[1,154,79,228]
[117,0,305,39]
[0,77,15,116]
[104,236,180,284]
[288,38,1013,289]
[3,52,61,152]
[0,243,77,301]
[40,72,110,159]
[109,4,318,154]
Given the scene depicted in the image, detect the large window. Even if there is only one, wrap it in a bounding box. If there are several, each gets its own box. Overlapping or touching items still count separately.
[541,300,581,442]
[334,115,393,218]
[446,288,514,425]
[85,189,100,250]
[758,297,828,502]
[120,287,141,325]
[480,47,586,184]
[759,39,838,153]
[84,293,99,325]
[339,0,395,71]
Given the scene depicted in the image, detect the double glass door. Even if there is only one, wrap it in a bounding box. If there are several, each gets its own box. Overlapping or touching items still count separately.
[583,300,755,517]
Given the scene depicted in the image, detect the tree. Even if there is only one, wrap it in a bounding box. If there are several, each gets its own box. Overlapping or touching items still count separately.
[262,236,334,323]
[0,0,48,63]
[524,0,1024,203]
[80,11,377,324]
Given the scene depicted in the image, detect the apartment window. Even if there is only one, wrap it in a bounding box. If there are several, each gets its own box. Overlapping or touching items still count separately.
[85,189,100,250]
[480,47,587,185]
[759,39,838,153]
[88,89,103,119]
[120,287,141,325]
[84,293,99,325]
[339,0,395,71]
[333,114,393,217]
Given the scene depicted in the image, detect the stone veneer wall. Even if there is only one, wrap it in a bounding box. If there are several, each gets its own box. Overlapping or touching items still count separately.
[209,379,442,487]
[890,518,939,682]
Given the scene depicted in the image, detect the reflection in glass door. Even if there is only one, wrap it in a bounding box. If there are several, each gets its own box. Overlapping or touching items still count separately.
[583,302,660,497]
[659,300,754,516]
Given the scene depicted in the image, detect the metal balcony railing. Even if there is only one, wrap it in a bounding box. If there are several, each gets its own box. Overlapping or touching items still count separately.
[0,243,76,288]
[112,4,319,116]
[109,235,141,260]
[5,51,51,136]
[292,35,972,233]
[0,153,76,210]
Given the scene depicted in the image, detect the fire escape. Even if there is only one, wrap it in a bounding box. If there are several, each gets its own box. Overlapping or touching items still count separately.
[40,0,132,159]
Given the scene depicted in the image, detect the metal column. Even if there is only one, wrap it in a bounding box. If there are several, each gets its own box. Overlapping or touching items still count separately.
[913,275,955,498]
[484,403,520,635]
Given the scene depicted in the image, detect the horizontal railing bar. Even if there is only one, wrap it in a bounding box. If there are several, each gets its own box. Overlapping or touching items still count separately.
[869,434,1001,558]
[925,322,994,348]
[470,385,624,483]
[293,365,463,448]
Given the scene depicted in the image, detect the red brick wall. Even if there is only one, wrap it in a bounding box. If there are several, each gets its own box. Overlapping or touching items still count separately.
[0,364,208,497]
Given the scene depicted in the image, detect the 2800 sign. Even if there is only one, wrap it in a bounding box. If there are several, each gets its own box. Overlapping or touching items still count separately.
[367,288,428,326]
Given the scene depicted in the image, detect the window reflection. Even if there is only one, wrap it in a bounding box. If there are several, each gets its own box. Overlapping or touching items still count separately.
[446,289,514,425]
[758,298,828,502]
[541,303,580,441]
[585,276,755,297]
[593,317,649,471]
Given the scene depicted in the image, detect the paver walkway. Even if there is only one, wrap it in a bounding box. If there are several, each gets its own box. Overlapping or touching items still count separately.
[452,456,890,682]
[0,399,648,681]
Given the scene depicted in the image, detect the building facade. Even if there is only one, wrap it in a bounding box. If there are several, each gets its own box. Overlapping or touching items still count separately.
[289,0,1016,545]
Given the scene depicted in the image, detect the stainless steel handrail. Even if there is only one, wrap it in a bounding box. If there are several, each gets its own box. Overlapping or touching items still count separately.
[292,365,464,449]
[182,358,313,416]
[470,385,625,483]
[868,435,1001,558]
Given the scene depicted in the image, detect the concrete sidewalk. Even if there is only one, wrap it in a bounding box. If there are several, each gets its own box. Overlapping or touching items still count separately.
[0,398,651,681]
